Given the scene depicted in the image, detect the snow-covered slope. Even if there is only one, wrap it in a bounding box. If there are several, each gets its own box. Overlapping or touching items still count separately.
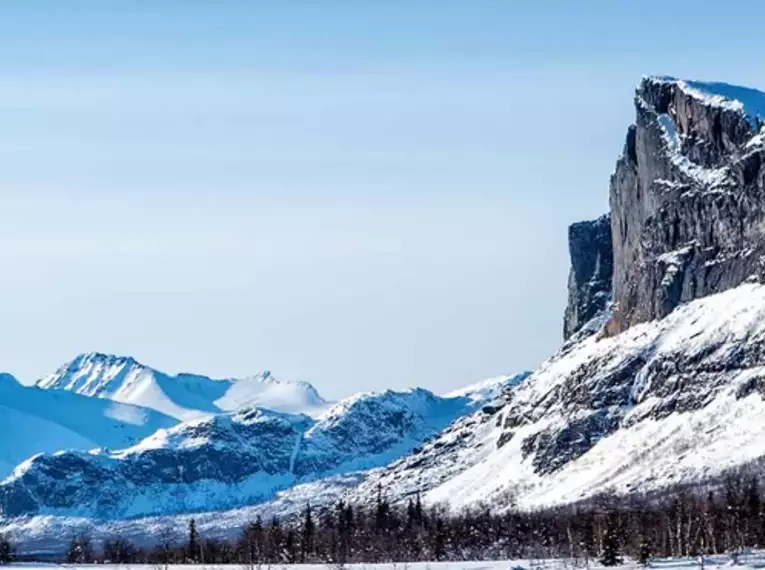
[36,353,330,420]
[0,373,177,479]
[444,372,530,404]
[0,386,491,519]
[399,282,765,509]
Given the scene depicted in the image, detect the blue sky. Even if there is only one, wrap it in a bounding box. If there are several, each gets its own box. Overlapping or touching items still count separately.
[1,1,764,398]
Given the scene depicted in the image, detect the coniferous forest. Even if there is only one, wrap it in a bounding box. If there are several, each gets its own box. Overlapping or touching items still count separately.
[3,471,760,565]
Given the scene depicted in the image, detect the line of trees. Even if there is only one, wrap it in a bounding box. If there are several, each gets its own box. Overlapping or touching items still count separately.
[18,471,765,565]
[0,535,11,565]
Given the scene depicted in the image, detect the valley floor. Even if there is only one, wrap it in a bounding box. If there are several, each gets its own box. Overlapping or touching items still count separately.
[6,552,765,570]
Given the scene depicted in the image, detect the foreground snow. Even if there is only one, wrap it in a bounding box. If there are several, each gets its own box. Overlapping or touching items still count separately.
[8,552,765,570]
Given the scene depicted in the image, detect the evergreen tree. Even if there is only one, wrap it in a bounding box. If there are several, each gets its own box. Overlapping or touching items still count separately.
[600,515,622,567]
[66,535,84,564]
[66,535,93,564]
[241,516,264,566]
[638,536,651,567]
[284,528,297,564]
[433,516,447,561]
[267,516,284,563]
[301,503,315,563]
[187,518,200,563]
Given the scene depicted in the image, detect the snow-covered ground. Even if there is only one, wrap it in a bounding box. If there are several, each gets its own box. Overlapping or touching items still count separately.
[7,552,765,570]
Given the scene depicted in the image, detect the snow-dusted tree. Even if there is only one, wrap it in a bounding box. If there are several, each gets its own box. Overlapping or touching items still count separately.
[600,515,622,567]
[66,534,94,564]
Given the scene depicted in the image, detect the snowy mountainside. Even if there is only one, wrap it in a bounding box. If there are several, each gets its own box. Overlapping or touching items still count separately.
[36,352,330,420]
[359,75,765,511]
[422,282,765,509]
[340,282,765,512]
[0,372,177,479]
[0,386,494,520]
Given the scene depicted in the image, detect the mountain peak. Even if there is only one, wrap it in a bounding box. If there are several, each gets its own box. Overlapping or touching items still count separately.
[642,75,765,125]
[36,353,330,420]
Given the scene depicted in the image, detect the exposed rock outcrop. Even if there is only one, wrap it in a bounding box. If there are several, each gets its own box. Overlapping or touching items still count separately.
[608,77,765,333]
[563,215,613,339]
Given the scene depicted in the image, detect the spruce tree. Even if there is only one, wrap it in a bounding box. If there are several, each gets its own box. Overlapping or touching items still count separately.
[67,535,83,564]
[301,503,314,563]
[187,518,200,563]
[600,515,622,567]
[638,537,651,567]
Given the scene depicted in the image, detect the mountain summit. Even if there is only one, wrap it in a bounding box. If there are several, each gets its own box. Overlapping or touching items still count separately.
[36,352,330,420]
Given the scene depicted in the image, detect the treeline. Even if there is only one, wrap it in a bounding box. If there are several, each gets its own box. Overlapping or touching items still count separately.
[8,471,765,565]
[0,535,11,565]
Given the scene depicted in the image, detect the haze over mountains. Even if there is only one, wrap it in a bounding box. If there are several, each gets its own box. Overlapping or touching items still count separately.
[4,75,765,554]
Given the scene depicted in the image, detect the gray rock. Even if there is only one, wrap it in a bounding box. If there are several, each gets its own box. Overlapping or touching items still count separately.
[563,215,613,339]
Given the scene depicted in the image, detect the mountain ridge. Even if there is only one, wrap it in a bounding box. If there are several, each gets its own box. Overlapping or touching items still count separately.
[36,351,331,420]
[0,382,509,520]
[0,373,177,480]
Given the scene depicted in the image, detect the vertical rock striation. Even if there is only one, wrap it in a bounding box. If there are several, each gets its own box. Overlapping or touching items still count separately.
[565,76,765,336]
[563,215,613,339]
[607,76,765,333]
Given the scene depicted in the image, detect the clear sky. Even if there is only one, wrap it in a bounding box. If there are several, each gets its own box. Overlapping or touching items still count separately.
[1,1,764,399]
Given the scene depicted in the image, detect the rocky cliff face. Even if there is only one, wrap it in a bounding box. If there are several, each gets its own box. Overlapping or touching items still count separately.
[563,215,613,339]
[363,77,765,511]
[608,77,765,333]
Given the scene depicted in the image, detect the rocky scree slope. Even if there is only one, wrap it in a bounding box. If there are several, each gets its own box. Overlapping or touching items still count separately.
[427,281,765,508]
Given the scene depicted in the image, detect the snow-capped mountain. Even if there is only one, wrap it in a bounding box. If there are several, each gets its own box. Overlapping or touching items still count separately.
[0,372,176,479]
[0,386,493,520]
[5,75,765,552]
[358,76,765,509]
[36,352,330,421]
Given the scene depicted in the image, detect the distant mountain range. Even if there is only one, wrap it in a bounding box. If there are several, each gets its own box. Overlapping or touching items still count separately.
[5,75,765,555]
[0,351,520,554]
[37,352,331,420]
